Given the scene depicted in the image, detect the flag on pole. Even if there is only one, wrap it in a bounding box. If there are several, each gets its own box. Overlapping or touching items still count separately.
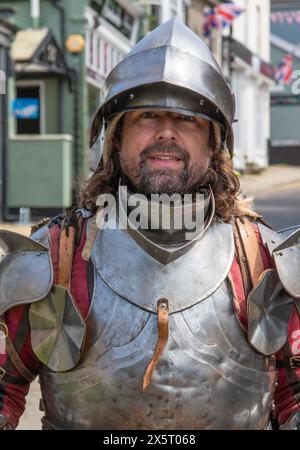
[274,54,293,85]
[204,2,245,37]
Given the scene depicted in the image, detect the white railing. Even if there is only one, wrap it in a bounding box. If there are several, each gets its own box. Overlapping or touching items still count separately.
[86,25,129,83]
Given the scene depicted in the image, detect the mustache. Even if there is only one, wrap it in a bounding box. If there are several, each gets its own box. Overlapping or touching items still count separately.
[140,142,190,163]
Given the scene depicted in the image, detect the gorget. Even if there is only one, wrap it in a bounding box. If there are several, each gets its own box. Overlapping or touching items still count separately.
[38,214,277,430]
[116,182,215,264]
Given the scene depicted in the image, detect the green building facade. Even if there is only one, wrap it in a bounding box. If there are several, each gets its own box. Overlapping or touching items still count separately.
[0,0,143,220]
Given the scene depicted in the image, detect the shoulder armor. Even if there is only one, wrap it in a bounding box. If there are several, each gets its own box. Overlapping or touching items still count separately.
[247,268,294,355]
[257,222,283,255]
[247,226,300,354]
[0,229,53,315]
[273,228,300,299]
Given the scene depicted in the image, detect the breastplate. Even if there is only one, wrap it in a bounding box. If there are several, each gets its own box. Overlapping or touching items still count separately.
[39,219,277,430]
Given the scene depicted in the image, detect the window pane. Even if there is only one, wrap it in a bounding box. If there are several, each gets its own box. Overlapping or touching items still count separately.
[15,86,40,134]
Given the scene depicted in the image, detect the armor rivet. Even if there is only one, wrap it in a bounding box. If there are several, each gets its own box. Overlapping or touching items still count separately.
[114,98,118,104]
[241,256,246,262]
[160,303,167,309]
[216,108,219,113]
[271,240,275,244]
[278,252,283,256]
[129,93,134,100]
[200,99,205,106]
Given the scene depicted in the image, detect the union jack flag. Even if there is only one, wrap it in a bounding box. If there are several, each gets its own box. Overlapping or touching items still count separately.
[204,2,245,37]
[274,54,293,85]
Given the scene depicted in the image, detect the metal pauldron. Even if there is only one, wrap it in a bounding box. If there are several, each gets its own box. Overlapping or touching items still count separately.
[0,228,53,316]
[247,224,300,356]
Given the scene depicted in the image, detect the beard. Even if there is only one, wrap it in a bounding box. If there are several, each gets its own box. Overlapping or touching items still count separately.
[119,142,210,196]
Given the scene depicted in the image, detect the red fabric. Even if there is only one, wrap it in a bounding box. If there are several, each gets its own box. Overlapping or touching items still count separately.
[49,222,90,318]
[0,305,34,428]
[230,256,247,329]
[229,222,272,330]
[70,221,90,319]
[275,307,300,425]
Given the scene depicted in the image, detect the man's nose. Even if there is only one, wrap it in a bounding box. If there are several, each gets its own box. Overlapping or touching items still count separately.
[155,117,178,141]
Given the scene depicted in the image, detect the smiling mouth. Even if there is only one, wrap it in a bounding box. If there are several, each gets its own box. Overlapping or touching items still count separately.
[145,155,183,168]
[145,153,183,162]
[149,156,181,160]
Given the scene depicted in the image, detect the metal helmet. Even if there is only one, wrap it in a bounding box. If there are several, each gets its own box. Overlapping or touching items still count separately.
[90,17,236,157]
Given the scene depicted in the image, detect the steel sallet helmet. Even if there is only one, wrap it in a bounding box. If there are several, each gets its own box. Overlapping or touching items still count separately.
[89,17,236,165]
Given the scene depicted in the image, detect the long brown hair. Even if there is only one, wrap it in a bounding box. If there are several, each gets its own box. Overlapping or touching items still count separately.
[80,123,247,222]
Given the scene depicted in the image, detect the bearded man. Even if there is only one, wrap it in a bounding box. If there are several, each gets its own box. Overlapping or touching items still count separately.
[0,18,300,430]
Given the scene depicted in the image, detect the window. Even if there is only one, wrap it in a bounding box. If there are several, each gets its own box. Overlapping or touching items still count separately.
[15,84,41,134]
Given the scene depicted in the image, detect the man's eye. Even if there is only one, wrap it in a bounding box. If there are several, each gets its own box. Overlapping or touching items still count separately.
[140,112,156,118]
[180,115,195,122]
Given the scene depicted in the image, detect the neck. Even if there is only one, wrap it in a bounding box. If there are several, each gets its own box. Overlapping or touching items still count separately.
[117,180,215,245]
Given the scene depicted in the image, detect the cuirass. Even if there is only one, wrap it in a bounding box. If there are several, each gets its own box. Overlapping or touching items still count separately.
[39,219,277,430]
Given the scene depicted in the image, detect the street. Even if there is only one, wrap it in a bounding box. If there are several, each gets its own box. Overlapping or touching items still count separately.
[252,182,300,231]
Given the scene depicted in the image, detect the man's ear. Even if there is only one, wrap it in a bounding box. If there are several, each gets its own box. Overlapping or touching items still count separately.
[113,135,121,151]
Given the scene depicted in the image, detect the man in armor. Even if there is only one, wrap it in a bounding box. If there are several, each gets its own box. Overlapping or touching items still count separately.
[0,18,300,430]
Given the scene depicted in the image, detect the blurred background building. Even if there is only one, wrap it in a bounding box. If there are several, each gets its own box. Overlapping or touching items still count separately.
[0,0,277,221]
[0,0,144,221]
[228,0,274,173]
[270,0,300,165]
[0,9,16,222]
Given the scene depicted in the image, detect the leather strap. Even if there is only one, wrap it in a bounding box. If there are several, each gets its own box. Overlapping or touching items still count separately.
[57,227,76,289]
[234,218,265,292]
[0,316,35,383]
[233,222,252,297]
[81,215,98,261]
[143,298,169,391]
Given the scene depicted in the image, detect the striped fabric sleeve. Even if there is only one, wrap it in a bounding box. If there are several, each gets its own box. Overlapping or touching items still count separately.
[274,307,300,427]
[0,304,41,429]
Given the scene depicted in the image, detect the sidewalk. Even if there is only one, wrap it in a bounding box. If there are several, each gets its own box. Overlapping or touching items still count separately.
[239,164,300,198]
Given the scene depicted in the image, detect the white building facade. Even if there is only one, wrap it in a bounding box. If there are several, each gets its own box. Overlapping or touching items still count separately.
[85,1,144,91]
[140,0,191,27]
[228,0,274,172]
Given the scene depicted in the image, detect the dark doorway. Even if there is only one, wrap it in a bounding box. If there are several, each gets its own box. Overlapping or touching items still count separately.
[16,85,41,134]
